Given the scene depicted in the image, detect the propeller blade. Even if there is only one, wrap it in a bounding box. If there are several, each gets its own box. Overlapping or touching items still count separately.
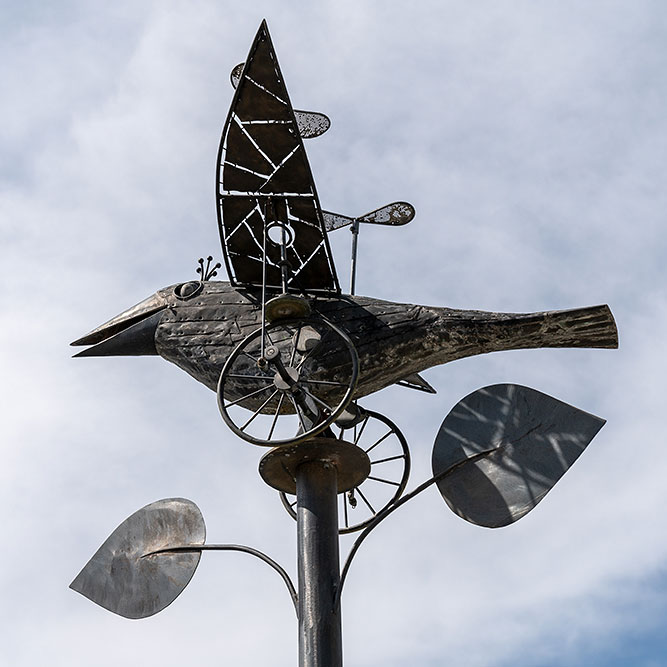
[230,62,245,88]
[359,201,415,226]
[70,498,205,619]
[230,62,330,138]
[293,110,331,138]
[322,211,354,232]
[431,384,605,528]
[323,202,415,232]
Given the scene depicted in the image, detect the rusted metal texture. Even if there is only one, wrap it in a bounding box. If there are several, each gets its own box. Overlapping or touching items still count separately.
[431,384,605,528]
[72,281,618,405]
[70,498,205,619]
[217,21,339,293]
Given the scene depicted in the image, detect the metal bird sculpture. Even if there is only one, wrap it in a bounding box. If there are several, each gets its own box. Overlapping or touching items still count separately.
[70,23,620,647]
[71,21,618,448]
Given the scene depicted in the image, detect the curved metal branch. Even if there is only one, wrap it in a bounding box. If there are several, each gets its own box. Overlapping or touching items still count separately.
[145,543,298,615]
[336,449,496,609]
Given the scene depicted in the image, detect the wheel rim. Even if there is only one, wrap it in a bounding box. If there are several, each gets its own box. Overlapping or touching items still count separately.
[280,409,411,532]
[217,317,358,446]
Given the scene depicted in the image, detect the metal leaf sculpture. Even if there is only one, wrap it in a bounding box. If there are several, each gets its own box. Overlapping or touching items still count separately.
[432,384,605,528]
[70,498,205,619]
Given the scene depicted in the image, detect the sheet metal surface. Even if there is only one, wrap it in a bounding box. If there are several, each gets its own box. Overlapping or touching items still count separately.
[217,21,338,293]
[70,498,205,618]
[432,384,605,527]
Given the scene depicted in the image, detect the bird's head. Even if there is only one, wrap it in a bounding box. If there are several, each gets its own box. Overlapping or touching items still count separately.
[71,272,262,392]
[71,279,219,357]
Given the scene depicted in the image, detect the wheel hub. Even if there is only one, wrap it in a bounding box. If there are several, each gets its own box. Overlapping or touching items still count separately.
[273,366,300,391]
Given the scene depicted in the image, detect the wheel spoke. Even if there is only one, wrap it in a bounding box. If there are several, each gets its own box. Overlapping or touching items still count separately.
[301,388,335,413]
[343,495,349,528]
[370,454,405,465]
[267,392,286,441]
[355,487,376,515]
[226,373,274,381]
[367,475,401,487]
[364,429,394,454]
[300,379,348,387]
[287,393,308,433]
[225,384,274,408]
[240,389,280,431]
[353,414,370,446]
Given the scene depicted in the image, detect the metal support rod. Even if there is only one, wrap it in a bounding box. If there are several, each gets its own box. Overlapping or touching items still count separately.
[349,219,360,295]
[143,543,298,615]
[296,460,343,667]
[335,447,498,608]
[279,201,290,294]
[260,199,269,358]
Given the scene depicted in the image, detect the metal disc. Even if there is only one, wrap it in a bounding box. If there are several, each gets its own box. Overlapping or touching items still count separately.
[70,498,205,619]
[265,293,312,321]
[259,437,370,494]
[432,384,605,528]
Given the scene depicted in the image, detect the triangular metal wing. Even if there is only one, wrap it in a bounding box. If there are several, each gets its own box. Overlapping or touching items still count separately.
[216,21,339,294]
[431,384,605,528]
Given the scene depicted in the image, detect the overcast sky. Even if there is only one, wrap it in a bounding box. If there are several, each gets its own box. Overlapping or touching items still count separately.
[2,2,667,665]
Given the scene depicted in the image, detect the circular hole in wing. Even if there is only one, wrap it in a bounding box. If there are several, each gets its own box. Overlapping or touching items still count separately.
[267,222,294,247]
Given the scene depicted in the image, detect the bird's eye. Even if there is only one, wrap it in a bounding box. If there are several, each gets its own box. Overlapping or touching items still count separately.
[174,281,203,300]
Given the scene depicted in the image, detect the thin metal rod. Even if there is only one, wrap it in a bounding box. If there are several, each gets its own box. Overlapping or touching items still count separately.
[260,200,269,359]
[349,219,360,295]
[143,543,298,615]
[240,389,280,430]
[267,392,286,440]
[364,430,394,454]
[297,460,343,667]
[225,383,274,408]
[370,454,406,465]
[225,373,273,381]
[366,475,401,486]
[336,448,498,608]
[280,210,289,293]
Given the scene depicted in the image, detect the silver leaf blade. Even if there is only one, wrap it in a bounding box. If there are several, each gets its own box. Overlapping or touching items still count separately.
[70,498,205,619]
[432,384,605,528]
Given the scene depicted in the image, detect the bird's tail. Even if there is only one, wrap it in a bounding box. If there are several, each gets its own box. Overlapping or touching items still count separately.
[465,304,619,353]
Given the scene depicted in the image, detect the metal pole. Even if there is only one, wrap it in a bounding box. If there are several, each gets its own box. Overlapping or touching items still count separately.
[349,219,360,296]
[296,459,343,667]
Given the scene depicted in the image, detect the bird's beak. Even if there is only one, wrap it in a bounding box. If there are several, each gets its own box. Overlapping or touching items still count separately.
[71,292,167,357]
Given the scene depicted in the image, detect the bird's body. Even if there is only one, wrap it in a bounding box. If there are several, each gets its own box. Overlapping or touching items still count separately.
[71,20,618,429]
[74,280,618,405]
